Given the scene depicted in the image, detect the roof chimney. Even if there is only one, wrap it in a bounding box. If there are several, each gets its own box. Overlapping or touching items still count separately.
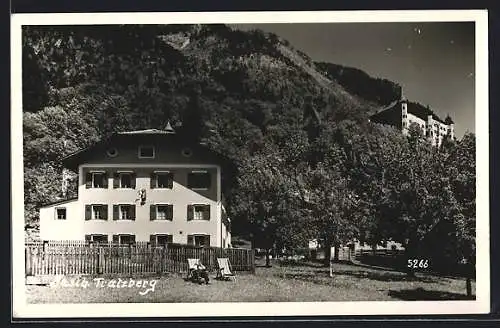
[165,121,176,134]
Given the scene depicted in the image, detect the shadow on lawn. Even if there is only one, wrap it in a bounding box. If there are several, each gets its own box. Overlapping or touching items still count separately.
[388,288,475,300]
[334,270,440,283]
[276,268,440,286]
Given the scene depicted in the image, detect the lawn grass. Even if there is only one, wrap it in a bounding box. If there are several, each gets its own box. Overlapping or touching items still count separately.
[26,260,475,303]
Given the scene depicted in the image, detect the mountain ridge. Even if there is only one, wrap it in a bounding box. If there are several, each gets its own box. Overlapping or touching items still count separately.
[22,24,417,233]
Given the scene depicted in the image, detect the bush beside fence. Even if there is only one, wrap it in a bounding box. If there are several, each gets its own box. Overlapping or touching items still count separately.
[25,241,255,276]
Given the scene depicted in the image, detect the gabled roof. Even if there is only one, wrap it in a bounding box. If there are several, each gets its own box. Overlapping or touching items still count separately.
[117,128,175,135]
[371,100,449,125]
[40,197,78,208]
[406,101,446,124]
[60,128,233,171]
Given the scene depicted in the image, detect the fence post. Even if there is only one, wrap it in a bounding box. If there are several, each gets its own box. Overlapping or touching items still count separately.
[42,240,48,262]
[89,241,94,274]
[98,246,104,274]
[251,249,256,273]
[25,246,32,277]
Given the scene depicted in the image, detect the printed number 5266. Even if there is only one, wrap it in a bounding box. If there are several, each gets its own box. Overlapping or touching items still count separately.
[407,259,429,269]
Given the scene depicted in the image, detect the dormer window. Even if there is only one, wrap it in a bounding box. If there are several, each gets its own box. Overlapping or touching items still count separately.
[138,145,155,159]
[106,147,119,157]
[182,148,193,157]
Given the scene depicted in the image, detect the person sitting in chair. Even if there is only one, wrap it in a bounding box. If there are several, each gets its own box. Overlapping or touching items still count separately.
[192,262,209,284]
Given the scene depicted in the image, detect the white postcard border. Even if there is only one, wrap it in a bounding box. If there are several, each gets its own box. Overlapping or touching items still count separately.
[11,9,490,318]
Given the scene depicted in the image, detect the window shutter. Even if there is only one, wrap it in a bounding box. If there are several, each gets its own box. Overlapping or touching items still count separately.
[150,173,156,189]
[150,205,156,221]
[131,173,136,189]
[85,235,91,242]
[85,173,92,189]
[187,235,194,246]
[130,235,136,243]
[150,234,156,245]
[113,205,119,220]
[205,235,211,247]
[113,173,119,189]
[187,205,193,221]
[85,205,91,220]
[204,205,211,220]
[102,172,108,188]
[167,173,174,189]
[100,205,108,220]
[167,205,173,220]
[130,205,136,220]
[167,235,173,244]
[112,235,119,244]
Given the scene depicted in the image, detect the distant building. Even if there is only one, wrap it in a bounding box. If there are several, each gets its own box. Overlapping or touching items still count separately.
[39,124,232,247]
[370,96,455,147]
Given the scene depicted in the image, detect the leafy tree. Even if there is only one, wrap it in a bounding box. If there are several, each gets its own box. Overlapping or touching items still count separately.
[301,148,360,266]
[445,133,476,296]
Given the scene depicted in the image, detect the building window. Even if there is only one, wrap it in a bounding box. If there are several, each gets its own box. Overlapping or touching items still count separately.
[138,145,155,159]
[112,234,136,245]
[85,171,108,189]
[187,171,211,189]
[85,204,108,220]
[55,208,66,220]
[187,204,210,221]
[85,234,108,243]
[113,204,136,220]
[120,205,133,220]
[151,171,173,189]
[187,234,210,247]
[150,234,173,245]
[150,204,173,220]
[113,171,135,189]
[120,173,132,188]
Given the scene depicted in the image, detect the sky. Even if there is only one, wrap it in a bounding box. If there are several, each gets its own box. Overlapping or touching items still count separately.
[232,22,475,138]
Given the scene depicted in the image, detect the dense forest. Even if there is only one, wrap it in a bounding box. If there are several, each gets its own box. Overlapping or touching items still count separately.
[22,24,475,287]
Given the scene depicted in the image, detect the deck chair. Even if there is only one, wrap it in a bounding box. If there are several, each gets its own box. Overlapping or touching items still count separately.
[216,258,236,281]
[186,258,200,281]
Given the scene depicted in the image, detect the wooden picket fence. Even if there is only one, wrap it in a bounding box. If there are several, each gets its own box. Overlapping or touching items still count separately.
[25,241,255,277]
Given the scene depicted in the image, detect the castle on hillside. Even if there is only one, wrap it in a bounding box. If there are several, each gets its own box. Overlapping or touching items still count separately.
[369,95,455,147]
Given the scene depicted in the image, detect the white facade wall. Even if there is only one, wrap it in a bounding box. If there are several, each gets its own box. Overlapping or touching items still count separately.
[40,199,81,240]
[400,102,453,147]
[40,149,231,247]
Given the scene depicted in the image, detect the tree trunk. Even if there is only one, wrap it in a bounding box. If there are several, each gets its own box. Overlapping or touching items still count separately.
[465,260,473,298]
[333,242,340,262]
[324,242,332,267]
[265,248,271,268]
[466,277,472,298]
[404,241,416,277]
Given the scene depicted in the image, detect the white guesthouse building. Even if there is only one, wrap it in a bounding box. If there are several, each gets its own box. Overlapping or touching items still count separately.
[39,126,232,247]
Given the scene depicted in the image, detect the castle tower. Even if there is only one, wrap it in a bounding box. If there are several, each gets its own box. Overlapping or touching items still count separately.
[444,115,455,141]
[401,99,409,135]
[427,115,435,145]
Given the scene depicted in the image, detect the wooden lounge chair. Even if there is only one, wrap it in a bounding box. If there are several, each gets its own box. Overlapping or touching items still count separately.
[216,257,236,281]
[186,258,199,281]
